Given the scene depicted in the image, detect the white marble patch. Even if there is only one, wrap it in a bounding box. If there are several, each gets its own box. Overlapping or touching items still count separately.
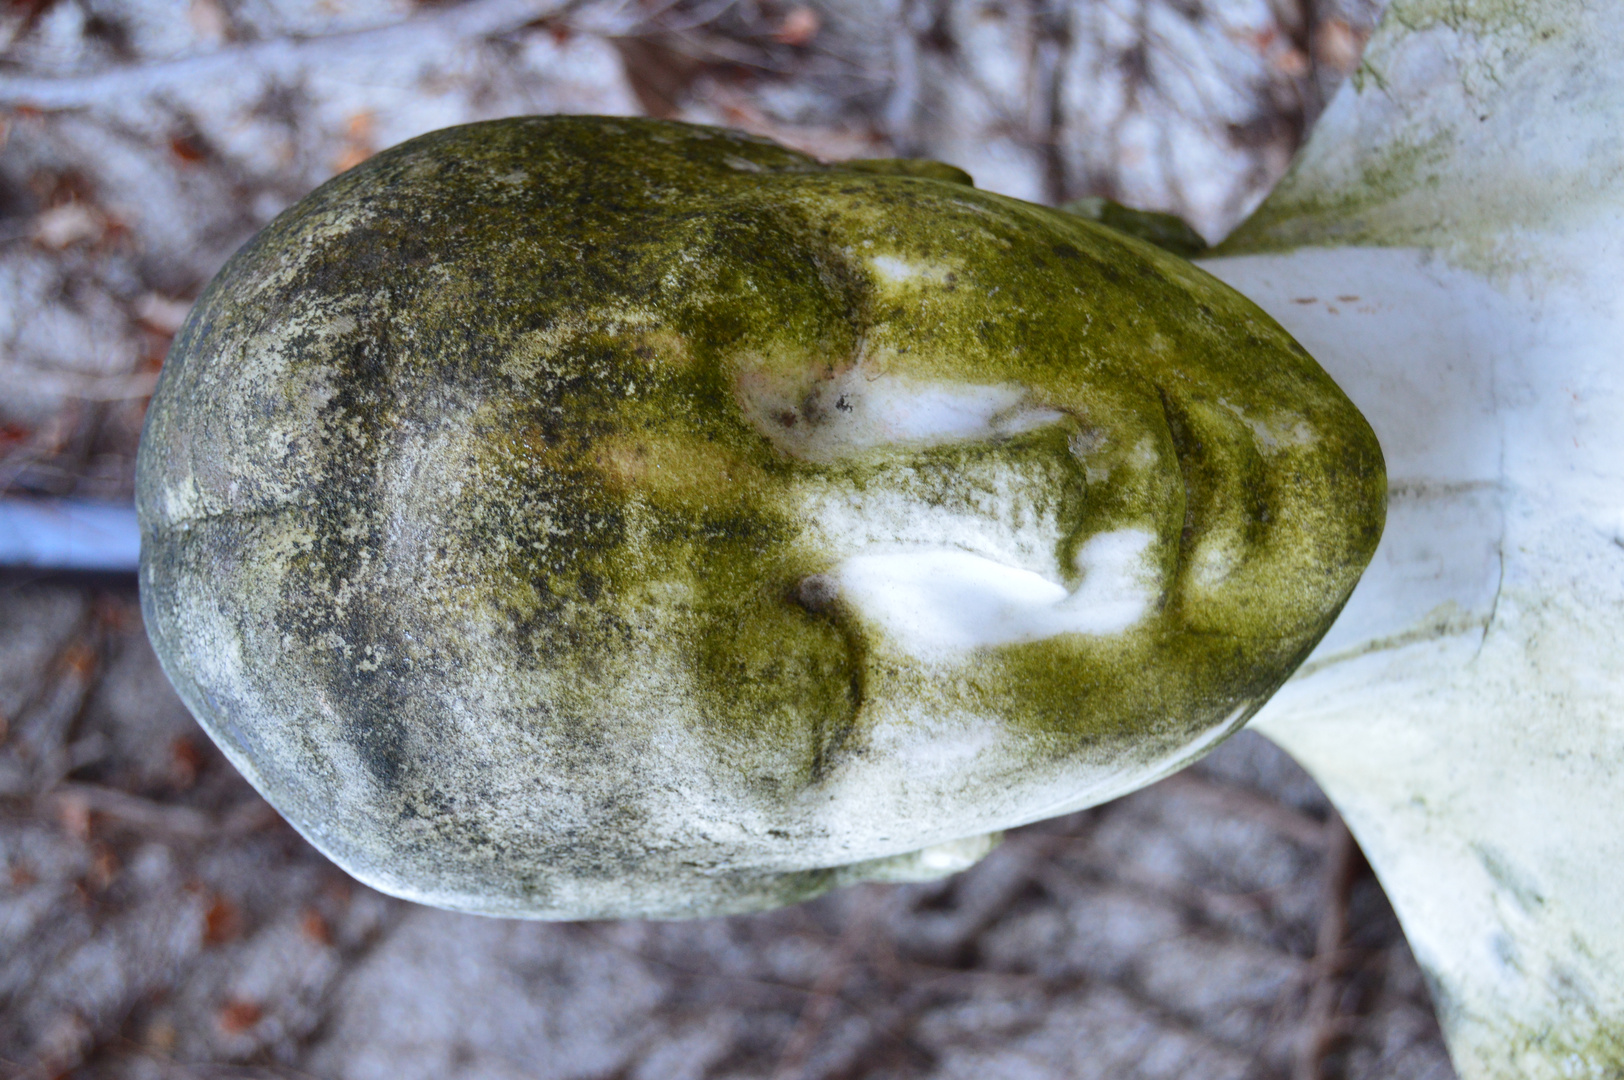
[832,527,1156,658]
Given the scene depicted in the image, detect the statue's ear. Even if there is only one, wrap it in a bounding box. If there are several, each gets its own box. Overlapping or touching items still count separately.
[1058,197,1209,258]
[839,158,975,187]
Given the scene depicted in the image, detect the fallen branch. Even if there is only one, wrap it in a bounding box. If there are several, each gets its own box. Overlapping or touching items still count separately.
[46,781,277,839]
[1293,810,1356,1080]
[0,0,575,110]
[771,888,883,1080]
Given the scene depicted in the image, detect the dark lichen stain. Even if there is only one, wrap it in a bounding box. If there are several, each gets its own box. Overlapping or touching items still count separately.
[137,117,1385,918]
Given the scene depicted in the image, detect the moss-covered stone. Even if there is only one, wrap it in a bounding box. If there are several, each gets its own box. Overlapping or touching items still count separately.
[1060,196,1210,257]
[137,116,1384,919]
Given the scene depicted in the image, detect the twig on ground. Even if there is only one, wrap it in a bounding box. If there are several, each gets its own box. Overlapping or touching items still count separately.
[0,0,576,110]
[44,781,278,839]
[770,886,883,1080]
[1294,808,1357,1080]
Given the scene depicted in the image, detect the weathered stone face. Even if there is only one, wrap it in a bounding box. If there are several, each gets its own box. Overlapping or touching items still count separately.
[136,116,1384,919]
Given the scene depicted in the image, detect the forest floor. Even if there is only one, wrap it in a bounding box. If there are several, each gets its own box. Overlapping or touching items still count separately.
[0,580,1455,1080]
[0,0,1455,1077]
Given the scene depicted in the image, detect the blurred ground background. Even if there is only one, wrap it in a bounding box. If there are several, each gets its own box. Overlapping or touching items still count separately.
[0,0,1457,1077]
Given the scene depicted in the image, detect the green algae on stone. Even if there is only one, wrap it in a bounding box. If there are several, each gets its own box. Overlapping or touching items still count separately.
[136,116,1384,919]
[1059,196,1210,257]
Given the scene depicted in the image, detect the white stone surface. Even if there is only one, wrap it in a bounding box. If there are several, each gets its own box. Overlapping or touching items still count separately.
[1205,0,1624,1072]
